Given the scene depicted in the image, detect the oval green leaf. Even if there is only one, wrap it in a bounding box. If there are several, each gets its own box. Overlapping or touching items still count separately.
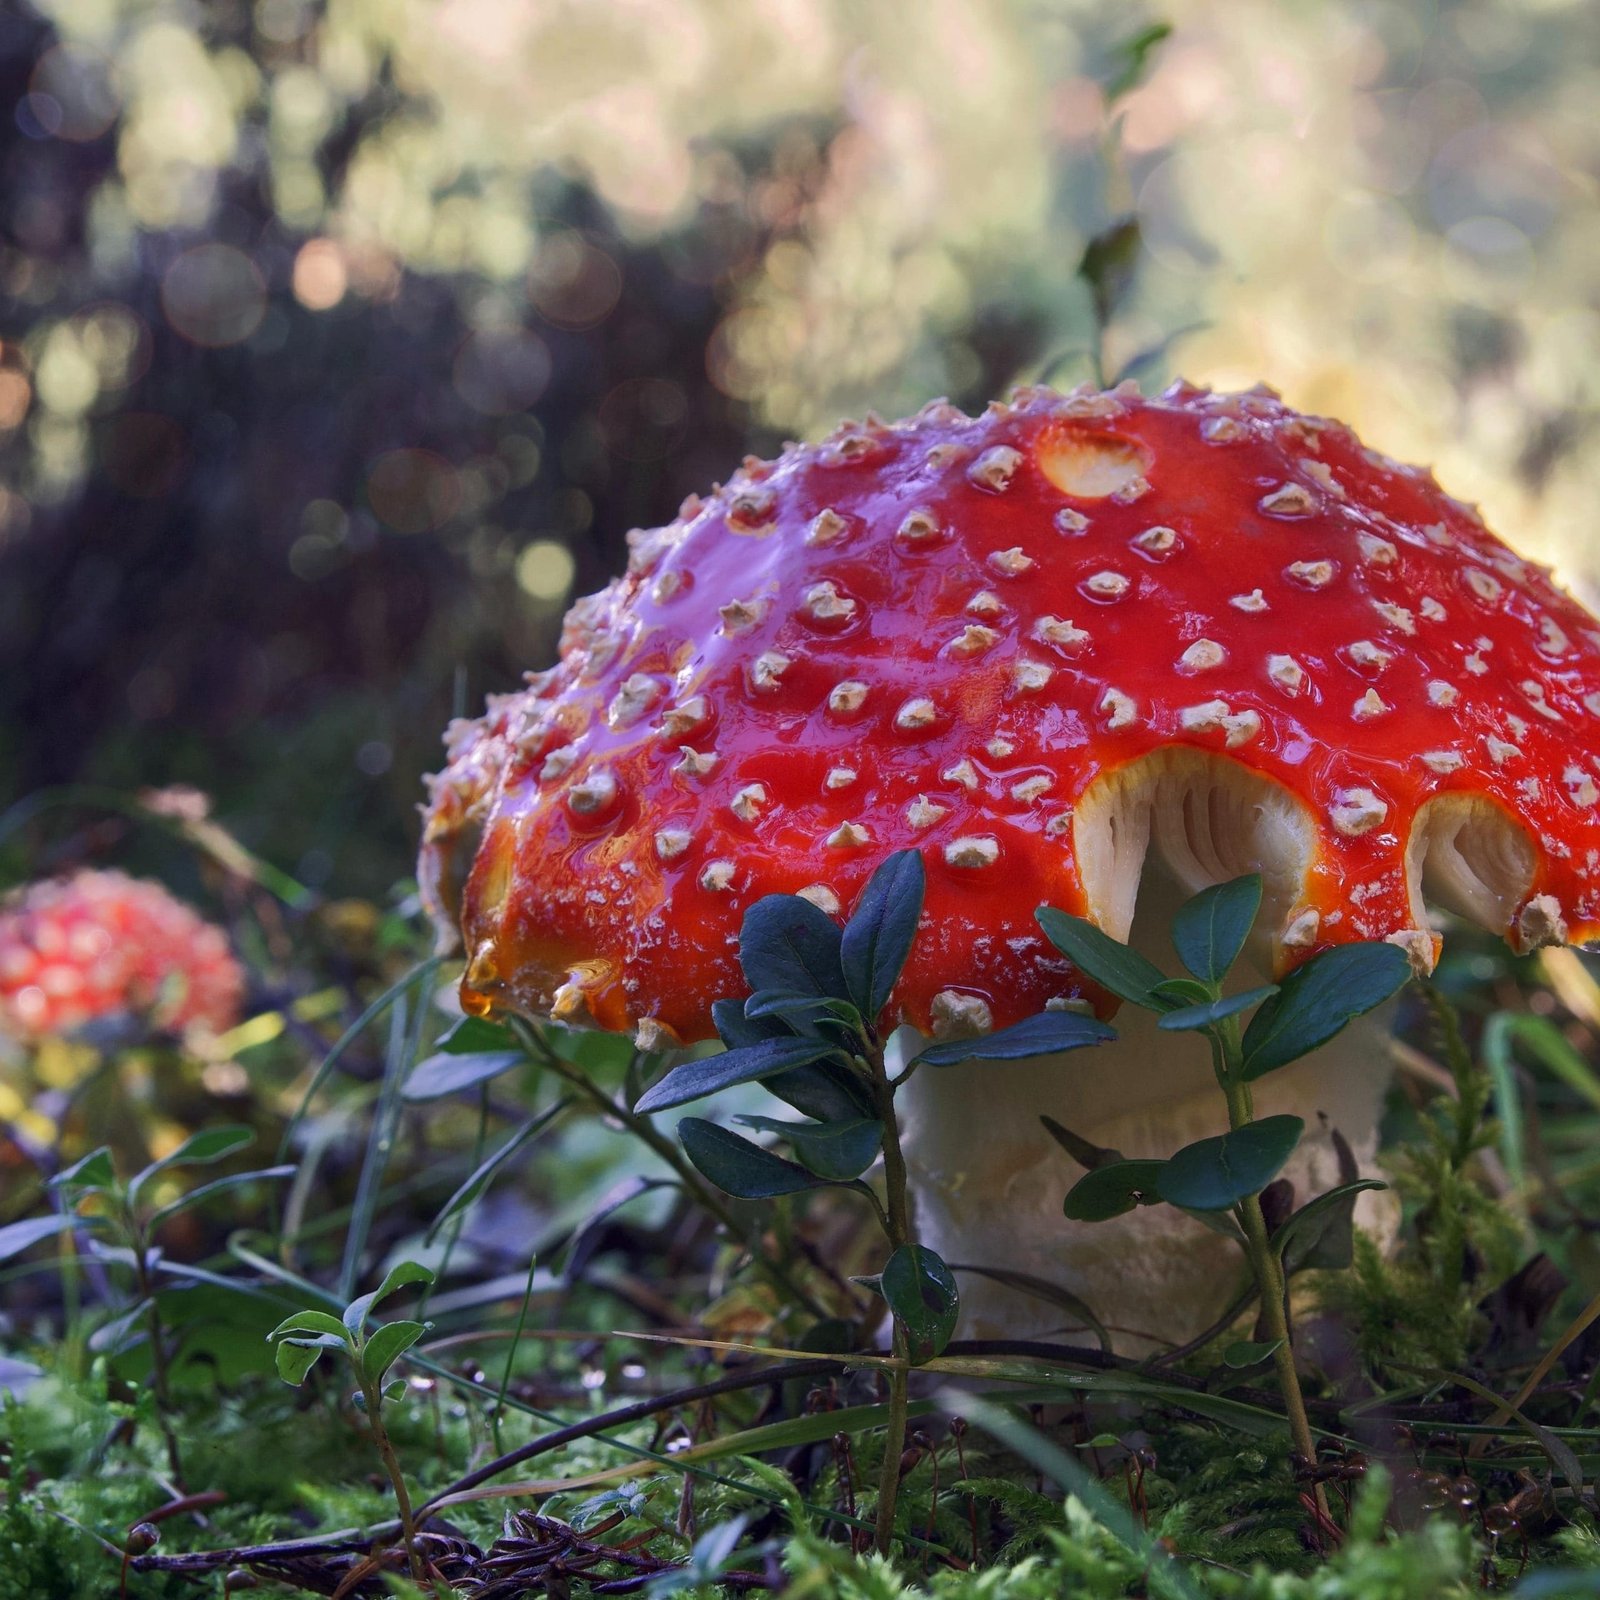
[738,894,848,1001]
[635,1036,845,1115]
[678,1118,836,1200]
[1062,1159,1168,1221]
[840,849,925,1022]
[1156,1116,1304,1211]
[1156,985,1279,1033]
[914,1009,1116,1068]
[880,1243,959,1363]
[1035,907,1167,1010]
[1240,942,1411,1081]
[735,1115,884,1182]
[1170,874,1262,984]
[404,1049,525,1102]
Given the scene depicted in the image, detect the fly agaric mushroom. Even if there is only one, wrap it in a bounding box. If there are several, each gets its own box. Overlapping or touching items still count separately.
[421,380,1600,1347]
[0,870,243,1041]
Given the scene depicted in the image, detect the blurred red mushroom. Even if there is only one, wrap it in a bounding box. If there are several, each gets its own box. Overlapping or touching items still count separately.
[422,380,1600,1344]
[0,870,243,1043]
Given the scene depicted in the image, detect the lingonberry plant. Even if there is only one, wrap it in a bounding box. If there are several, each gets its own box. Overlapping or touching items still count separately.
[1037,873,1413,1511]
[266,1261,437,1587]
[643,850,1114,1553]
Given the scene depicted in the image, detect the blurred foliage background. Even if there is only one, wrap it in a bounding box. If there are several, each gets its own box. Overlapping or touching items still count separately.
[3,0,1598,898]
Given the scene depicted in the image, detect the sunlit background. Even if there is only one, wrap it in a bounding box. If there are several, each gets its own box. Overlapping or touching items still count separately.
[4,0,1597,895]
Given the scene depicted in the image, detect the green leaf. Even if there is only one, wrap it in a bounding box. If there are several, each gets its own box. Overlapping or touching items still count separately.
[712,997,788,1049]
[735,1116,883,1182]
[1039,1116,1122,1171]
[743,990,863,1037]
[127,1125,255,1210]
[0,1214,80,1263]
[738,894,847,1001]
[881,1243,959,1363]
[1035,907,1168,1010]
[951,1263,1110,1353]
[1240,942,1411,1081]
[403,1048,524,1102]
[345,1260,435,1336]
[1272,1179,1387,1274]
[913,1009,1116,1067]
[1077,217,1142,329]
[436,1015,517,1054]
[266,1309,351,1343]
[764,1057,875,1123]
[274,1334,344,1386]
[425,1101,568,1244]
[1223,1338,1283,1369]
[635,1036,844,1114]
[1104,22,1172,101]
[1149,976,1214,1008]
[1156,1116,1304,1211]
[49,1147,115,1192]
[840,849,925,1022]
[678,1118,836,1199]
[1156,986,1279,1033]
[1170,875,1262,984]
[362,1319,430,1386]
[1062,1159,1168,1221]
[146,1166,296,1229]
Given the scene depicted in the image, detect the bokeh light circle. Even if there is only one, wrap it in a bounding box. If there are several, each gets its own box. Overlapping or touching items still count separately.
[161,244,268,348]
[366,449,461,534]
[452,327,551,415]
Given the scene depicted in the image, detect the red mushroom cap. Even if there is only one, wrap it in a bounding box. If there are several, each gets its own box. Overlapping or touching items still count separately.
[0,869,244,1040]
[421,381,1600,1043]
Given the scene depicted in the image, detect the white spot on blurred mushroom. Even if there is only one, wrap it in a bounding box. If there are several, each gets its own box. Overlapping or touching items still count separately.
[805,508,848,547]
[654,827,692,861]
[1421,751,1465,774]
[718,597,764,635]
[1054,508,1090,535]
[659,697,708,739]
[967,589,1004,619]
[1538,617,1572,656]
[727,487,776,533]
[1464,654,1488,676]
[730,784,768,822]
[1353,689,1391,722]
[906,795,950,828]
[829,680,869,714]
[675,747,719,779]
[945,836,999,868]
[1521,680,1564,721]
[898,507,943,545]
[825,766,857,791]
[541,746,578,782]
[988,547,1035,578]
[748,651,792,693]
[1487,736,1520,766]
[1259,482,1319,517]
[1178,639,1225,674]
[896,697,939,730]
[1083,570,1130,601]
[969,446,1023,492]
[987,738,1015,758]
[1230,589,1269,613]
[568,769,617,815]
[943,758,980,791]
[1330,787,1388,837]
[826,821,870,849]
[1100,688,1137,730]
[1357,533,1398,566]
[1565,766,1600,807]
[1387,929,1438,976]
[651,571,685,605]
[1111,474,1151,504]
[1373,601,1416,635]
[1267,654,1306,695]
[1012,659,1053,693]
[1346,641,1392,672]
[1285,560,1336,589]
[1585,692,1600,718]
[796,884,841,914]
[1465,569,1503,603]
[700,860,736,892]
[1131,525,1178,558]
[1517,894,1568,950]
[1282,907,1320,947]
[1010,774,1054,803]
[950,624,1000,658]
[634,1017,677,1052]
[1033,615,1091,652]
[930,990,993,1038]
[800,582,857,624]
[1300,459,1344,498]
[1428,681,1459,708]
[607,674,660,730]
[1201,415,1244,442]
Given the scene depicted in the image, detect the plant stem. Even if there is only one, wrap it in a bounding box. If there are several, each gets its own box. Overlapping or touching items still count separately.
[514,1020,831,1323]
[870,1054,914,1558]
[130,1228,185,1487]
[1215,1056,1329,1525]
[360,1377,426,1588]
